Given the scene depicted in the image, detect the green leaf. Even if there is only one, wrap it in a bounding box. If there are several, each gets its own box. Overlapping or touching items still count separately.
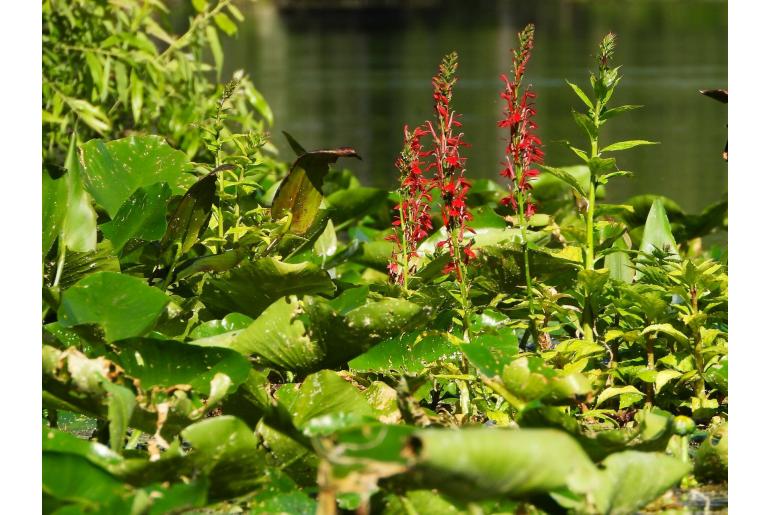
[42,166,68,256]
[200,257,335,318]
[538,164,589,197]
[112,338,251,394]
[348,332,456,374]
[594,451,690,514]
[158,168,222,264]
[326,187,388,224]
[408,428,598,500]
[642,323,690,345]
[606,233,634,284]
[596,385,644,407]
[502,357,592,404]
[600,140,658,153]
[56,241,121,290]
[191,0,208,12]
[80,136,189,217]
[245,82,274,126]
[462,332,520,377]
[43,453,128,510]
[288,370,375,435]
[62,133,98,252]
[271,148,360,235]
[639,198,678,256]
[214,13,238,36]
[205,26,223,79]
[63,95,112,134]
[600,104,642,121]
[572,109,597,140]
[100,183,171,252]
[103,381,136,454]
[565,80,594,110]
[130,68,143,124]
[313,220,338,259]
[58,272,169,341]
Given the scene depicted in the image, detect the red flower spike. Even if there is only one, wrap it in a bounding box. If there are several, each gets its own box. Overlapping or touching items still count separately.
[387,124,433,285]
[498,24,543,222]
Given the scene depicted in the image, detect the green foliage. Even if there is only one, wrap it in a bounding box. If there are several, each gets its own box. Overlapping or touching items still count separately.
[41,8,727,513]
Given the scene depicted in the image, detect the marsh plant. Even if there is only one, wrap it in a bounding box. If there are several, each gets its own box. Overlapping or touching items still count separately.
[42,2,727,513]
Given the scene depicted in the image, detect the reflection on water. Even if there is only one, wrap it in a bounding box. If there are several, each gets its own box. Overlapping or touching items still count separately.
[222,0,727,212]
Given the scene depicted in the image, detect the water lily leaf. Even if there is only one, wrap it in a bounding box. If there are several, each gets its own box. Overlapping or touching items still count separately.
[80,135,189,217]
[62,134,98,252]
[462,332,520,378]
[111,338,251,394]
[159,167,229,264]
[232,295,426,373]
[271,147,360,235]
[43,453,129,512]
[179,416,267,499]
[189,313,253,339]
[594,451,690,514]
[348,332,456,375]
[406,428,598,500]
[200,257,335,318]
[58,272,169,341]
[639,198,678,256]
[288,370,375,435]
[101,183,171,252]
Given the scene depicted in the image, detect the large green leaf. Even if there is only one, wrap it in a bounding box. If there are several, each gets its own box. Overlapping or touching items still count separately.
[200,257,336,318]
[407,428,598,500]
[43,453,130,512]
[58,272,169,341]
[111,337,251,393]
[231,295,427,373]
[348,332,456,374]
[101,182,171,252]
[271,147,360,235]
[288,370,375,435]
[461,332,520,378]
[80,135,189,217]
[538,164,590,197]
[593,451,690,514]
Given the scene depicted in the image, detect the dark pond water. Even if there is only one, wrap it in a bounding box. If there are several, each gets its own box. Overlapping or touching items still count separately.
[221,0,727,212]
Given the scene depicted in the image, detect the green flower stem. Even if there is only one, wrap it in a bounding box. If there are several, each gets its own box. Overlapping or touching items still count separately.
[514,162,537,342]
[645,333,655,408]
[397,191,411,292]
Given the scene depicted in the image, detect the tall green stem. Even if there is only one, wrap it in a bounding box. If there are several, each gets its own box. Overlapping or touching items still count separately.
[397,191,410,292]
[581,101,601,344]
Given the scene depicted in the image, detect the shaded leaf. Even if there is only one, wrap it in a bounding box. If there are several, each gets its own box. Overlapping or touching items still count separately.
[101,183,171,252]
[200,257,335,318]
[271,147,360,235]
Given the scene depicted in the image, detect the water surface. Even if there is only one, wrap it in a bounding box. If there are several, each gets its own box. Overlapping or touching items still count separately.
[223,0,727,212]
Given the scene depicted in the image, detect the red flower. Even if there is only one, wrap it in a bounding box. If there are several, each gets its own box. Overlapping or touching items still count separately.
[498,24,542,222]
[387,125,433,285]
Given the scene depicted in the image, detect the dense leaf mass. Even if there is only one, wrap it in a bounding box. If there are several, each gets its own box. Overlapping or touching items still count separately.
[42,1,727,513]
